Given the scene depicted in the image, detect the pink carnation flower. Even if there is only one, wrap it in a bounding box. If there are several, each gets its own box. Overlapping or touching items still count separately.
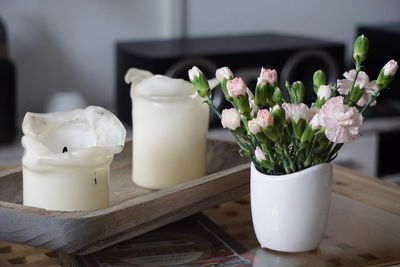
[318,96,363,143]
[337,70,378,107]
[256,109,274,128]
[258,68,277,85]
[226,77,247,98]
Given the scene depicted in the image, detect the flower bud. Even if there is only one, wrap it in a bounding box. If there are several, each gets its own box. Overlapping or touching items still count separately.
[259,68,278,86]
[300,124,316,147]
[282,102,308,139]
[256,109,274,128]
[255,68,277,107]
[313,70,327,93]
[255,82,267,107]
[188,66,210,97]
[347,86,364,106]
[233,95,251,116]
[226,78,250,115]
[256,109,281,141]
[216,67,234,102]
[227,77,247,98]
[221,108,241,130]
[317,85,332,100]
[383,60,398,76]
[313,85,332,108]
[272,87,283,104]
[292,119,307,140]
[289,81,305,104]
[271,105,285,126]
[216,67,234,82]
[376,60,398,90]
[353,35,369,65]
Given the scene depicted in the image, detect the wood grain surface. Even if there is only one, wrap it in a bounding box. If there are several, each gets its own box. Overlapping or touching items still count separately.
[332,164,400,215]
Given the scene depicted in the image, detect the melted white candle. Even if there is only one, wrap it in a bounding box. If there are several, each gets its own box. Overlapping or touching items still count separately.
[22,106,126,211]
[126,69,209,189]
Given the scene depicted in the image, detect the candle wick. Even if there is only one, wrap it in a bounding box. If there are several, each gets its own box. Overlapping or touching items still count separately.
[63,147,68,153]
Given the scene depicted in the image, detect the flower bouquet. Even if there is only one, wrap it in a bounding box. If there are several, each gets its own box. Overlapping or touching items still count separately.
[188,35,397,252]
[188,35,397,176]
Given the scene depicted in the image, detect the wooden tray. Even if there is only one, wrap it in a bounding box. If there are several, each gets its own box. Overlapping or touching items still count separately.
[0,139,250,255]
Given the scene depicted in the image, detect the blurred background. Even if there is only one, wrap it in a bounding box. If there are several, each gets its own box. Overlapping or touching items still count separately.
[0,0,400,180]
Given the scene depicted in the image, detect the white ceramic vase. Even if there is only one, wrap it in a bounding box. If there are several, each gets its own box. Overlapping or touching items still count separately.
[250,162,332,252]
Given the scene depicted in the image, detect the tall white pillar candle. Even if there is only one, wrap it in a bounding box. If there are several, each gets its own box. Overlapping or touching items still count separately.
[126,68,209,189]
[21,106,126,211]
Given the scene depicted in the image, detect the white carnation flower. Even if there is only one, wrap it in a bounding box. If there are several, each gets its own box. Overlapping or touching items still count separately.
[221,108,241,130]
[282,103,309,122]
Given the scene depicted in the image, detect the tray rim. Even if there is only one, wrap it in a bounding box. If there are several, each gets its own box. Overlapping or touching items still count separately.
[0,163,250,218]
[0,138,248,219]
[0,138,251,254]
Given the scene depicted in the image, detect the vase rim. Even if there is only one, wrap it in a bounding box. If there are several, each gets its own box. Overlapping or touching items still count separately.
[251,162,332,179]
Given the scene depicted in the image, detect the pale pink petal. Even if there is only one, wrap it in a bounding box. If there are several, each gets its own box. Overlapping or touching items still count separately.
[282,103,309,122]
[256,109,274,128]
[343,70,356,80]
[221,108,241,130]
[356,93,369,107]
[337,79,353,95]
[355,71,370,88]
[227,77,247,98]
[383,60,398,76]
[319,96,362,143]
[310,113,320,129]
[306,107,320,123]
[259,68,278,85]
[255,146,267,162]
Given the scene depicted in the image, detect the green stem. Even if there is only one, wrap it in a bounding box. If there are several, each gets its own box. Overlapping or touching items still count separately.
[259,141,276,169]
[283,143,295,172]
[279,145,291,173]
[360,90,380,115]
[344,63,362,106]
[205,97,248,153]
[327,143,343,162]
[205,98,222,119]
[323,142,334,162]
[304,133,320,167]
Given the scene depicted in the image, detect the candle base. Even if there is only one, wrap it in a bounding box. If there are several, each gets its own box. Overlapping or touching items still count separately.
[23,166,109,211]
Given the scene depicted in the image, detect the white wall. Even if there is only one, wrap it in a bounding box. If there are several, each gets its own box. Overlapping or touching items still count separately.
[187,0,400,56]
[1,0,399,124]
[0,0,181,121]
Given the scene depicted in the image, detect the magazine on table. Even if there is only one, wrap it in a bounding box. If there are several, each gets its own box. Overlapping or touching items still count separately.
[60,214,251,267]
